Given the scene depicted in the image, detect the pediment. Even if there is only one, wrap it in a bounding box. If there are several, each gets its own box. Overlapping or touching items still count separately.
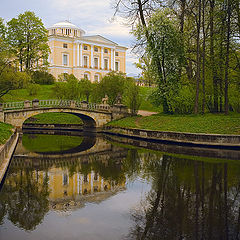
[81,35,117,46]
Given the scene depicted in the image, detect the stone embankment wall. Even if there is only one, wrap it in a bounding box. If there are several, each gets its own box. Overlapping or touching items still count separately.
[0,130,19,184]
[104,126,240,148]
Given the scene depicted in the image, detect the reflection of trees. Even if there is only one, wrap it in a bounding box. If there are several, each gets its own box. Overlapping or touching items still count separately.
[0,168,50,231]
[128,155,240,240]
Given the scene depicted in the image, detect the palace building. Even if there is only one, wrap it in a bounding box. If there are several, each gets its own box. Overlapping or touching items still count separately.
[47,20,127,82]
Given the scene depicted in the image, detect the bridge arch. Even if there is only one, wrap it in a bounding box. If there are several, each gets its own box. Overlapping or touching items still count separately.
[3,108,112,129]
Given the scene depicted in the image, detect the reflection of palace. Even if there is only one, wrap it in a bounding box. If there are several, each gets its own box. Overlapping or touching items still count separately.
[4,159,126,211]
[48,167,125,203]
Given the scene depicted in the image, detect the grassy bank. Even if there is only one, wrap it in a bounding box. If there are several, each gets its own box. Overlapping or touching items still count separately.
[0,123,14,145]
[25,112,83,125]
[2,85,54,102]
[108,113,240,135]
[2,85,160,112]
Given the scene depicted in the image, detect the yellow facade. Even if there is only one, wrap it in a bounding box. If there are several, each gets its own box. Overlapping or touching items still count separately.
[47,21,127,82]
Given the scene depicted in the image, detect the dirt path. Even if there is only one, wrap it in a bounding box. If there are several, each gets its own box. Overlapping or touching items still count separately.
[135,110,158,128]
[138,110,158,116]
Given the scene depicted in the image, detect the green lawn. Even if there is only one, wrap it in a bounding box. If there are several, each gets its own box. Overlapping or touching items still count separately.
[0,122,14,145]
[108,113,240,135]
[2,85,54,102]
[138,86,162,112]
[25,112,83,125]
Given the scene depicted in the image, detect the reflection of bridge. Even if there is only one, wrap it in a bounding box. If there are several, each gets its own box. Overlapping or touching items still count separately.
[0,99,129,128]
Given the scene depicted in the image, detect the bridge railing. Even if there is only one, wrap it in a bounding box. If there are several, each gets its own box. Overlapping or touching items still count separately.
[3,101,25,110]
[1,99,111,112]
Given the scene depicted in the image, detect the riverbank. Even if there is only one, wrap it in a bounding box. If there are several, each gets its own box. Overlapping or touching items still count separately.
[104,113,240,148]
[0,129,19,185]
[0,122,15,145]
[108,113,240,135]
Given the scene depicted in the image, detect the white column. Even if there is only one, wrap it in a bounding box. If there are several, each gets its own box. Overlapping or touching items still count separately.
[111,48,114,70]
[91,45,94,68]
[77,43,79,67]
[73,44,75,67]
[101,47,104,69]
[113,49,116,71]
[80,44,83,67]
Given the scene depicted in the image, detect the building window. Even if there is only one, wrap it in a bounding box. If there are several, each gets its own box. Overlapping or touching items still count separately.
[94,173,98,181]
[84,72,90,80]
[63,43,68,48]
[84,174,88,182]
[94,57,98,69]
[83,56,88,67]
[94,74,100,82]
[104,59,108,70]
[63,54,68,66]
[84,45,88,50]
[74,30,77,36]
[115,52,119,56]
[94,47,98,52]
[104,48,108,54]
[63,174,68,185]
[115,62,119,71]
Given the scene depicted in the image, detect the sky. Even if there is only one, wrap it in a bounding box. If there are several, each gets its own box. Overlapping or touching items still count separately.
[0,0,141,76]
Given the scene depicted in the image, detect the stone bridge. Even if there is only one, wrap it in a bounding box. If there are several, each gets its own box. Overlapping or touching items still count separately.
[0,99,129,129]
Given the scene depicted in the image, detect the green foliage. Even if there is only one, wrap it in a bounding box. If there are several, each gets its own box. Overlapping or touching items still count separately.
[53,74,80,100]
[134,9,184,113]
[229,84,240,112]
[0,68,31,99]
[7,11,50,71]
[31,70,55,85]
[26,83,41,96]
[167,85,195,114]
[96,71,127,105]
[124,77,141,115]
[79,78,93,102]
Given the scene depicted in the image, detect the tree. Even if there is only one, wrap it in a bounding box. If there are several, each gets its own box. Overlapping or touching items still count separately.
[134,55,156,86]
[134,9,184,113]
[124,77,141,115]
[79,78,93,102]
[53,74,80,100]
[7,11,50,72]
[31,70,55,85]
[97,71,127,105]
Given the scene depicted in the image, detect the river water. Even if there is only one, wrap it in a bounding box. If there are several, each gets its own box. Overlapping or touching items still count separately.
[0,131,240,240]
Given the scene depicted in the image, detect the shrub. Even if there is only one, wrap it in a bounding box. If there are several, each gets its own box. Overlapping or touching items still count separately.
[27,83,41,96]
[167,85,195,114]
[229,84,240,112]
[31,70,55,85]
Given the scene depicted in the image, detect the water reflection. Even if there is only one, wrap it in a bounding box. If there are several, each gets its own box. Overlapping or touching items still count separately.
[1,133,240,240]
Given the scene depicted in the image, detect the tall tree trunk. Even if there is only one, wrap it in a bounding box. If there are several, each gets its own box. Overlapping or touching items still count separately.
[194,0,202,114]
[202,0,206,114]
[224,0,232,115]
[219,2,227,113]
[210,0,218,112]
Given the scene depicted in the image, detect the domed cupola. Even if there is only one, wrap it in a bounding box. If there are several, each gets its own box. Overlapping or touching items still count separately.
[48,20,85,37]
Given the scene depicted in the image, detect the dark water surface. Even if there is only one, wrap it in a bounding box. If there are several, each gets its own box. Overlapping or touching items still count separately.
[1,132,240,240]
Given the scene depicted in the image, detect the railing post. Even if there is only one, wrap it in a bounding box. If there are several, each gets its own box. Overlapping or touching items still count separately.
[32,99,39,108]
[24,100,31,109]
